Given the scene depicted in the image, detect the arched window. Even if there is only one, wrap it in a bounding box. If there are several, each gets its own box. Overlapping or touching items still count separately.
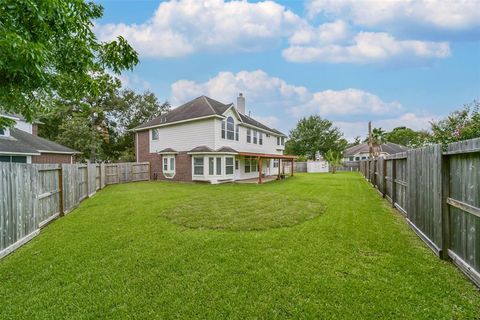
[222,116,235,140]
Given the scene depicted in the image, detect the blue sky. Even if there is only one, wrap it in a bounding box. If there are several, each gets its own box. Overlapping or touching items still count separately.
[94,0,480,139]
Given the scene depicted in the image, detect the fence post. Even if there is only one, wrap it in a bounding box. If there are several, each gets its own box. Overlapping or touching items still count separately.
[440,153,450,260]
[391,158,397,208]
[382,158,387,197]
[58,165,64,217]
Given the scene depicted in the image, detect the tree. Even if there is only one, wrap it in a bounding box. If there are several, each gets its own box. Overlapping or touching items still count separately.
[430,101,480,145]
[285,115,348,160]
[369,127,386,157]
[0,0,139,128]
[38,87,170,162]
[385,126,430,148]
[324,150,342,174]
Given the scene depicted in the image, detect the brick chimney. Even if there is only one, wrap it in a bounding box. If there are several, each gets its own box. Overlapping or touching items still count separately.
[236,93,245,115]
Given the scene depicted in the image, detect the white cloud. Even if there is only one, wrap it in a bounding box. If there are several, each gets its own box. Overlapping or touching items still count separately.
[283,31,450,63]
[335,113,437,140]
[306,0,480,31]
[96,0,302,58]
[290,88,402,117]
[289,20,350,45]
[171,69,401,118]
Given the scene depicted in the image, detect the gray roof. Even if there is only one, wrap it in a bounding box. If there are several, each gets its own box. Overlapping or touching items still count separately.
[0,128,78,155]
[216,146,238,153]
[158,148,178,153]
[134,95,286,136]
[188,146,238,153]
[344,142,409,157]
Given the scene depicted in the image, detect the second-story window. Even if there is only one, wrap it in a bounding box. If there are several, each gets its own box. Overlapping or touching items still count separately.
[226,117,234,140]
[152,129,159,141]
[247,129,251,143]
[281,137,285,145]
[277,136,280,145]
[253,130,258,144]
[259,132,263,145]
[235,125,239,141]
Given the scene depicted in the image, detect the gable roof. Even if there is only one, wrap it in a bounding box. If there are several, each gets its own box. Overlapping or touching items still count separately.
[134,95,286,136]
[0,128,78,155]
[344,142,409,157]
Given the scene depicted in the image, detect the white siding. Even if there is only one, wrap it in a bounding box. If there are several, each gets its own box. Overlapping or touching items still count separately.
[150,119,216,152]
[14,120,33,134]
[213,109,285,155]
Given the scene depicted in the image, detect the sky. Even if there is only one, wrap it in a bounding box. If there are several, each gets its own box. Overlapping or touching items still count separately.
[94,0,480,140]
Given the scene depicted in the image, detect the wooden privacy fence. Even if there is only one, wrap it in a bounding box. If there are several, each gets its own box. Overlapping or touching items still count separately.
[360,138,480,287]
[0,162,149,259]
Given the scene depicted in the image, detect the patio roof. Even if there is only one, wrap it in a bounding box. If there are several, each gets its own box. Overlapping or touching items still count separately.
[237,152,298,160]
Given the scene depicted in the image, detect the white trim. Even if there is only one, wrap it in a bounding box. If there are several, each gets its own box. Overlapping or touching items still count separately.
[37,150,76,155]
[0,229,40,260]
[0,114,20,121]
[131,115,223,132]
[135,132,139,162]
[221,104,243,123]
[162,155,176,179]
[0,151,40,156]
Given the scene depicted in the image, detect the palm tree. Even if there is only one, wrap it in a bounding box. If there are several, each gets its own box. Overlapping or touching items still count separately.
[324,150,342,173]
[371,127,386,157]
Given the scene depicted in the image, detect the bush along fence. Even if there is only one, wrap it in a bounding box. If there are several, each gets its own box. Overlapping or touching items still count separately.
[359,138,480,287]
[0,162,150,260]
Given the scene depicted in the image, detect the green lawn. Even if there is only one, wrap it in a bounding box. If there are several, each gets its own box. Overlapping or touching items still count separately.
[0,173,478,319]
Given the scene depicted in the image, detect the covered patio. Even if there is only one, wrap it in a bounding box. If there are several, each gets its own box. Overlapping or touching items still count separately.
[237,152,298,184]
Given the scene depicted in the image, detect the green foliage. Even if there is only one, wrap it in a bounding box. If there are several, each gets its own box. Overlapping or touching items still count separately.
[372,127,386,145]
[430,101,480,145]
[285,115,348,159]
[38,88,170,162]
[324,149,342,173]
[385,127,430,148]
[0,0,139,124]
[0,174,478,318]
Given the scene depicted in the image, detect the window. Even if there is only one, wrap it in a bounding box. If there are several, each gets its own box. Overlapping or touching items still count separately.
[235,159,239,170]
[162,155,175,178]
[235,125,239,141]
[259,132,263,145]
[281,137,285,145]
[277,137,280,145]
[244,156,258,173]
[226,117,234,140]
[247,129,251,143]
[209,157,214,175]
[273,159,279,168]
[0,128,4,136]
[253,130,258,144]
[216,157,222,175]
[225,157,234,175]
[0,156,27,163]
[152,129,159,141]
[221,121,225,139]
[193,157,204,175]
[355,157,360,161]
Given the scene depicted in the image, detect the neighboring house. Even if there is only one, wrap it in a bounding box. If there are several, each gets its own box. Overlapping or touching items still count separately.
[0,113,78,163]
[343,142,409,162]
[133,94,296,183]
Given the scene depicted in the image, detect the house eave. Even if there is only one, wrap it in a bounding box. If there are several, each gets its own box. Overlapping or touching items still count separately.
[131,115,223,132]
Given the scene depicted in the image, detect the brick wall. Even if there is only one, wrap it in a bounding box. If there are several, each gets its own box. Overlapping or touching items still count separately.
[32,124,38,136]
[136,130,193,182]
[32,153,72,164]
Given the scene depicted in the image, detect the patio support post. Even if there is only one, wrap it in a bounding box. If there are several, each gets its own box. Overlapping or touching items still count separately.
[258,156,263,184]
[278,158,281,180]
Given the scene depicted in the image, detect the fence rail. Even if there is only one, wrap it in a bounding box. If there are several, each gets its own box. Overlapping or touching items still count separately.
[359,138,480,287]
[0,162,150,260]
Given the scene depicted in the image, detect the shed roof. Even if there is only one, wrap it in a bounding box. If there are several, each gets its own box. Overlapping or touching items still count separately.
[0,128,78,155]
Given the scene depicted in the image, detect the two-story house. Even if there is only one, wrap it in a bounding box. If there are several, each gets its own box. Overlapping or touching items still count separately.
[0,113,78,163]
[133,94,296,183]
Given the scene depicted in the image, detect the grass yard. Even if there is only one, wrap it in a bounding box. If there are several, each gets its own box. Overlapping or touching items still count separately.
[0,173,479,319]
